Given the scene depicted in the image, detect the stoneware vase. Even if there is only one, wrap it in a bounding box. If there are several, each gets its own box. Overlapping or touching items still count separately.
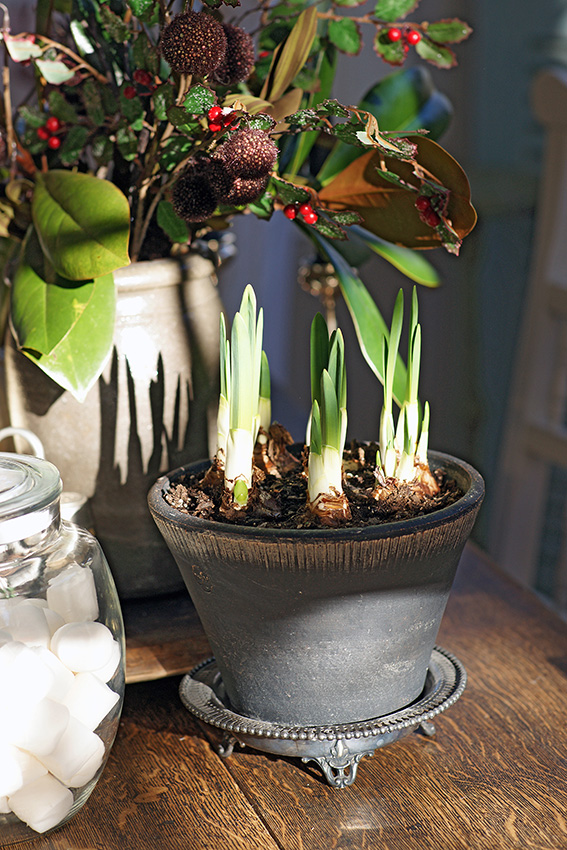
[148,451,484,727]
[4,254,222,598]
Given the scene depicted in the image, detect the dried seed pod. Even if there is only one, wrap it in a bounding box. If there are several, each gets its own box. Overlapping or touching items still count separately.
[159,11,227,77]
[215,129,278,179]
[213,24,255,86]
[172,171,218,223]
[219,175,269,206]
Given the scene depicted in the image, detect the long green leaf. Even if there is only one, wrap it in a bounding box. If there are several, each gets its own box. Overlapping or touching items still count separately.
[309,230,407,406]
[348,226,440,287]
[260,6,318,103]
[320,369,340,449]
[32,171,130,281]
[310,312,330,403]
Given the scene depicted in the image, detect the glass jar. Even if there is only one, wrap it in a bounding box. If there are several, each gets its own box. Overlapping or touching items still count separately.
[0,453,125,844]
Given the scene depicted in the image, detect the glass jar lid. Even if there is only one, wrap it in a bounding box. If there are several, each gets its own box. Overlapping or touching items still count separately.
[0,453,62,544]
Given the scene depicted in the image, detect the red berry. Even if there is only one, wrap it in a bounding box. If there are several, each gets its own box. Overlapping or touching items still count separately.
[37,126,50,140]
[283,204,298,220]
[47,135,61,150]
[387,27,402,42]
[258,50,270,59]
[298,202,313,217]
[405,29,421,45]
[123,85,136,100]
[303,211,318,225]
[208,105,222,121]
[415,195,431,212]
[208,122,223,132]
[45,116,61,132]
[424,209,440,228]
[133,69,153,86]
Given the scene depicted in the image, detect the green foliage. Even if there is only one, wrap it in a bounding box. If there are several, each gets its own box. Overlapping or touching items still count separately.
[1,0,473,400]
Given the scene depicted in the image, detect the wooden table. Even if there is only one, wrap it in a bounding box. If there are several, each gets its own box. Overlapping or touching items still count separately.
[29,544,567,849]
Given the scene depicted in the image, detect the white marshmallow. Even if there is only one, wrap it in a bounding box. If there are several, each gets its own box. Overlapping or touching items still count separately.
[39,717,104,788]
[0,744,47,797]
[2,601,51,648]
[43,607,65,637]
[46,564,98,623]
[62,673,120,731]
[6,698,70,757]
[8,774,73,834]
[32,646,74,702]
[51,622,114,673]
[91,639,122,683]
[0,598,22,629]
[25,598,48,609]
[0,642,55,706]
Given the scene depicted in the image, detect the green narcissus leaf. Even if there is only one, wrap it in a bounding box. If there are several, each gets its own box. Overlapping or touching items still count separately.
[32,170,130,280]
[308,230,407,405]
[10,230,116,402]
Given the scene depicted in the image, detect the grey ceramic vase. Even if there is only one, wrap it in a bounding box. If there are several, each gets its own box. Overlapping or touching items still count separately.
[5,254,222,598]
[148,452,484,727]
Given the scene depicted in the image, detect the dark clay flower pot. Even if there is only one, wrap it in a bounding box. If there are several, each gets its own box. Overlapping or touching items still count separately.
[148,451,484,727]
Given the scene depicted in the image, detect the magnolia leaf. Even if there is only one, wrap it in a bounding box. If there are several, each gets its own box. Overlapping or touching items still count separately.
[373,0,420,22]
[32,170,130,280]
[328,19,362,55]
[310,230,407,404]
[4,36,43,63]
[360,67,451,137]
[415,37,456,69]
[424,19,472,44]
[35,59,76,85]
[11,231,115,402]
[265,88,303,124]
[318,137,476,251]
[260,6,318,103]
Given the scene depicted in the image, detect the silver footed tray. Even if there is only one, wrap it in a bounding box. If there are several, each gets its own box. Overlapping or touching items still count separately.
[179,646,466,788]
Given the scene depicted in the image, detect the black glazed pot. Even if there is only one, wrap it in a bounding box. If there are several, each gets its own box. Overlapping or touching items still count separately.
[148,452,484,727]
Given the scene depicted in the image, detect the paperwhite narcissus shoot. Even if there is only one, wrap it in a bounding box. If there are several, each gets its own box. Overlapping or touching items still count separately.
[218,285,267,508]
[307,313,350,523]
[375,287,438,494]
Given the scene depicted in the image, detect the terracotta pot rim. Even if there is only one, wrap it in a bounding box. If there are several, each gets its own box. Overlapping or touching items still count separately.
[148,450,485,542]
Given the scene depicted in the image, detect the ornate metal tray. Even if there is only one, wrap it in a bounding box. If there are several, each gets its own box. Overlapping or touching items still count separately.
[179,646,466,787]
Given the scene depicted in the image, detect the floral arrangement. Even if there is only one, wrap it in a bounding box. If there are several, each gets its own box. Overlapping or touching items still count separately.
[0,0,475,402]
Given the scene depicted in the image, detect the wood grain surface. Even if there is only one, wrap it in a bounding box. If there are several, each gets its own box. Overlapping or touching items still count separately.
[21,544,567,850]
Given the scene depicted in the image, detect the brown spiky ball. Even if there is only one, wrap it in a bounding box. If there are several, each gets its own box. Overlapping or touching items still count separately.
[172,170,217,223]
[159,12,227,77]
[219,175,269,207]
[215,129,278,179]
[213,24,255,86]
